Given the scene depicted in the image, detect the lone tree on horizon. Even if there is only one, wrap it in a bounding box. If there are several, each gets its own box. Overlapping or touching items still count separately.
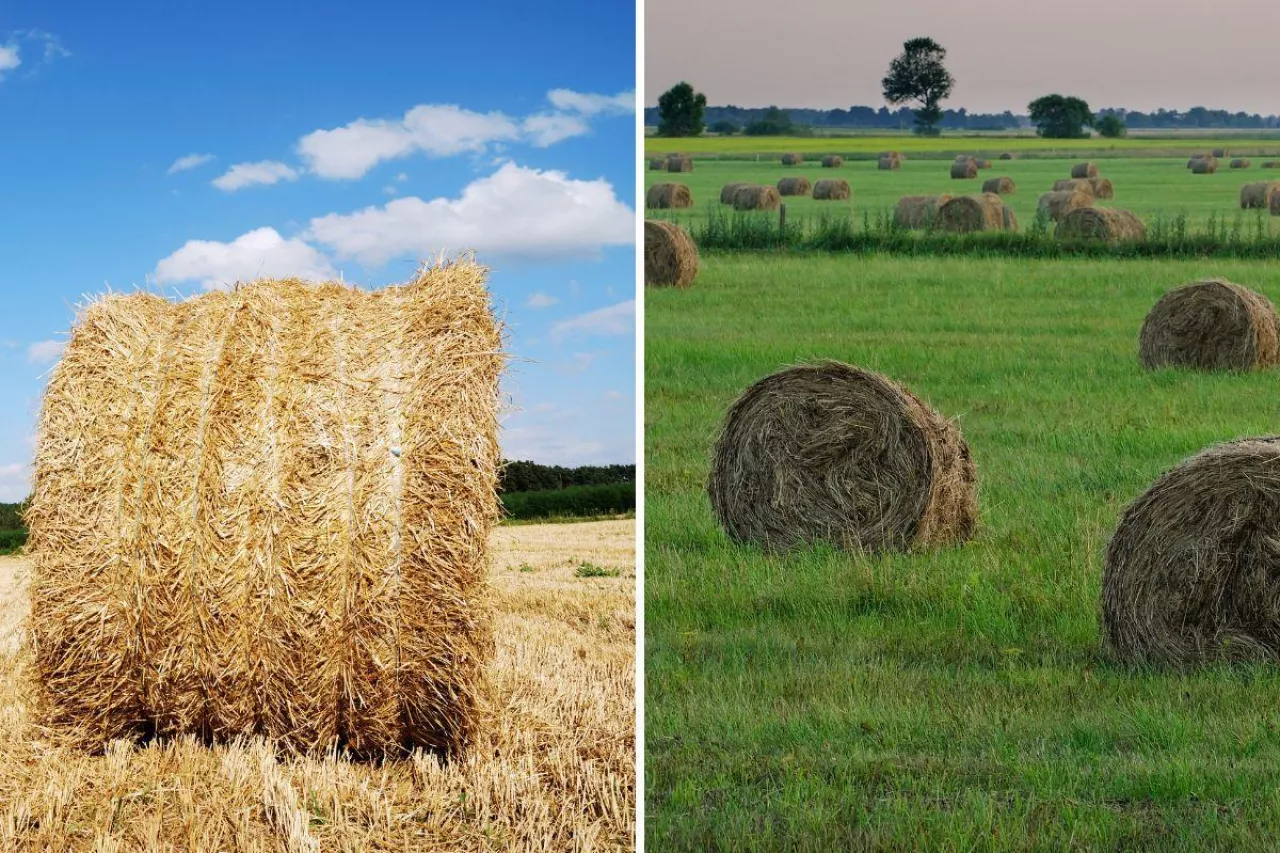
[1029,94,1096,139]
[656,81,708,138]
[881,38,954,136]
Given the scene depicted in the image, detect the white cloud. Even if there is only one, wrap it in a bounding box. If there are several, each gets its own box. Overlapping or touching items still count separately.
[547,89,634,116]
[306,162,633,267]
[525,292,558,309]
[550,300,635,343]
[27,339,65,364]
[168,153,215,174]
[395,172,409,182]
[522,113,591,147]
[604,390,626,400]
[153,227,336,291]
[0,462,29,503]
[212,160,300,191]
[383,185,398,196]
[0,31,68,82]
[0,45,19,75]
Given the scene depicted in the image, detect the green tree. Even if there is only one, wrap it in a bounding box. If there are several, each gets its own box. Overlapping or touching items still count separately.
[1029,94,1096,139]
[881,37,955,136]
[708,119,739,135]
[657,81,707,138]
[1097,113,1127,138]
[743,107,794,137]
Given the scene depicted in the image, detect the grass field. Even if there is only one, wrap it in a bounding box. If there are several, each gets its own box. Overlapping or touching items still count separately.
[645,254,1280,850]
[0,520,635,852]
[646,157,1280,234]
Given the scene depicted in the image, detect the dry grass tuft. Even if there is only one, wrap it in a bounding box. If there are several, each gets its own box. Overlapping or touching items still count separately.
[1139,279,1280,371]
[645,183,693,209]
[1054,207,1146,243]
[644,220,699,288]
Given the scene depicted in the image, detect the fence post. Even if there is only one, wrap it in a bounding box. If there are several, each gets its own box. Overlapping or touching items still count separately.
[779,203,787,233]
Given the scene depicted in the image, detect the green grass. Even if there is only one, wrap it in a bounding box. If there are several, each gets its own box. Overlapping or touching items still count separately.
[576,562,621,578]
[645,254,1280,851]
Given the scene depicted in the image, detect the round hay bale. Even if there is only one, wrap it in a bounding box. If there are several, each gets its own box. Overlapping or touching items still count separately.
[1231,158,1252,169]
[1054,207,1146,243]
[950,160,978,179]
[1191,158,1218,174]
[27,261,502,757]
[1052,178,1095,195]
[821,155,844,168]
[666,156,694,173]
[1212,147,1229,159]
[644,220,699,288]
[893,194,952,230]
[645,182,693,209]
[1263,161,1280,169]
[733,185,782,211]
[1139,279,1280,371]
[707,362,977,553]
[781,153,804,166]
[1070,162,1098,179]
[881,151,904,161]
[1272,191,1280,217]
[974,159,993,169]
[1088,177,1115,199]
[812,179,851,201]
[1037,189,1094,221]
[937,193,1015,232]
[877,156,901,171]
[1240,181,1280,210]
[981,176,1016,195]
[777,176,812,196]
[998,152,1014,160]
[1102,437,1280,664]
[649,158,665,170]
[719,181,753,205]
[1187,156,1205,169]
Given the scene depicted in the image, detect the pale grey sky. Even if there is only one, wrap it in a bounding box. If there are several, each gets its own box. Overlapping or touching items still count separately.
[645,0,1279,114]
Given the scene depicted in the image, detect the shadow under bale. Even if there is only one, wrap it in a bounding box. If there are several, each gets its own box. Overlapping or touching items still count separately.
[644,220,699,289]
[707,361,977,554]
[1139,279,1280,371]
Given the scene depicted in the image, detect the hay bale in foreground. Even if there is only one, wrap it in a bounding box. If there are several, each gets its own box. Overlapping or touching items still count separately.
[1089,177,1115,199]
[644,220,699,288]
[1038,189,1094,221]
[950,160,978,179]
[719,181,752,204]
[982,176,1016,195]
[812,179,851,200]
[1213,147,1229,158]
[1191,158,1218,174]
[734,185,782,210]
[878,156,901,171]
[1070,162,1098,179]
[1052,178,1095,195]
[1240,181,1280,210]
[937,193,1015,232]
[666,156,694,173]
[821,155,844,168]
[781,153,804,166]
[1103,437,1280,664]
[893,194,952,229]
[1055,207,1146,243]
[707,362,977,553]
[1139,279,1279,371]
[645,182,693,209]
[777,176,812,196]
[1231,158,1252,169]
[27,261,503,757]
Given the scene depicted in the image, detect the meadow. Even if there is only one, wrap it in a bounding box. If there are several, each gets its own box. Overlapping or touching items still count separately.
[645,254,1280,850]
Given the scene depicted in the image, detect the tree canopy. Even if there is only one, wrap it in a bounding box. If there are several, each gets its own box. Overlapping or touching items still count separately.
[1029,94,1096,139]
[881,37,955,136]
[656,81,707,138]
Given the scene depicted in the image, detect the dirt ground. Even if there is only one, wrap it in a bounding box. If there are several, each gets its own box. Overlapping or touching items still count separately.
[0,519,635,852]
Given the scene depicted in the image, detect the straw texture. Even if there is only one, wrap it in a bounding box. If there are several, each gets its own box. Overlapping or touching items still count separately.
[1138,279,1279,371]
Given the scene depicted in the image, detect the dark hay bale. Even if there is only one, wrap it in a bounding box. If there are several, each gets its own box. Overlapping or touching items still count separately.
[1263,161,1280,169]
[1070,162,1098,179]
[881,151,904,161]
[781,153,804,166]
[999,152,1014,160]
[1240,181,1280,210]
[1231,158,1252,169]
[1038,190,1094,221]
[950,160,978,179]
[937,193,1015,232]
[974,159,993,169]
[1089,177,1115,199]
[666,156,693,173]
[981,176,1016,195]
[812,179,851,201]
[1187,156,1205,169]
[733,185,782,210]
[1103,437,1280,664]
[1191,158,1218,174]
[1052,178,1095,195]
[645,182,692,209]
[1139,279,1280,371]
[719,181,752,204]
[893,195,952,229]
[878,156,901,171]
[1213,147,1229,158]
[644,220,699,288]
[707,361,977,553]
[649,158,665,170]
[1273,192,1280,217]
[776,176,812,196]
[1055,207,1146,243]
[821,155,844,168]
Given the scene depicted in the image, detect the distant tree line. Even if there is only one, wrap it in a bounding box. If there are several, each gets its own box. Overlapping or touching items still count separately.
[499,461,635,494]
[0,502,24,531]
[502,482,635,520]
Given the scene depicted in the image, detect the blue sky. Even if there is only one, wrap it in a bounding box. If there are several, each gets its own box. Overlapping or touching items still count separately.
[0,0,637,502]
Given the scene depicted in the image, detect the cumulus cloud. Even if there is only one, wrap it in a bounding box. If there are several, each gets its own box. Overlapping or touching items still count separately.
[168,153,216,174]
[547,89,634,116]
[306,162,633,267]
[0,31,68,82]
[0,45,19,76]
[522,113,591,147]
[27,339,65,364]
[525,292,559,309]
[550,300,635,343]
[153,227,336,290]
[212,160,300,191]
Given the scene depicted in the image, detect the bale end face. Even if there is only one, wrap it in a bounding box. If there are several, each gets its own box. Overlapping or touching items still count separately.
[1055,207,1146,244]
[644,220,699,288]
[733,185,782,210]
[938,194,1014,232]
[812,180,851,201]
[981,176,1015,195]
[645,182,693,209]
[781,153,804,166]
[821,155,844,168]
[776,176,812,196]
[1070,162,1098,179]
[1139,279,1280,372]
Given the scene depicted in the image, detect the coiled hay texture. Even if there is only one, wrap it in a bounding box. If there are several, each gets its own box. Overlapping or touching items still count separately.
[27,260,503,758]
[1103,437,1280,665]
[644,220,699,288]
[812,179,851,201]
[878,154,901,170]
[1070,162,1098,179]
[1052,179,1095,195]
[707,362,977,553]
[1138,279,1280,371]
[719,182,752,204]
[821,155,844,168]
[1055,207,1146,243]
[776,176,812,196]
[733,185,782,210]
[937,193,1015,232]
[1191,158,1218,174]
[1232,158,1252,169]
[950,160,978,179]
[665,156,693,173]
[1089,178,1115,199]
[781,153,804,166]
[1240,181,1280,210]
[1273,191,1280,217]
[981,176,1016,195]
[893,195,952,229]
[645,182,692,209]
[1038,189,1094,221]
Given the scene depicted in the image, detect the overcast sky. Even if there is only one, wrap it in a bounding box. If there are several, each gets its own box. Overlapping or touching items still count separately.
[645,0,1279,114]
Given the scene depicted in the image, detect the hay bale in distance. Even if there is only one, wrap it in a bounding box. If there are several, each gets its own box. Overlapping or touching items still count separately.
[974,158,993,169]
[776,176,812,196]
[1103,437,1280,664]
[999,152,1014,160]
[950,160,978,179]
[1240,181,1280,210]
[1263,161,1280,169]
[1089,177,1115,199]
[1070,162,1099,179]
[781,153,804,166]
[821,155,844,168]
[1213,147,1229,158]
[812,179,851,201]
[1038,190,1094,221]
[645,182,693,209]
[644,220,699,288]
[937,193,1015,232]
[1052,178,1095,195]
[982,176,1016,195]
[1139,279,1280,371]
[1191,158,1218,174]
[648,158,665,170]
[878,156,901,171]
[27,261,503,757]
[1231,158,1252,169]
[707,362,977,553]
[1055,207,1146,243]
[893,194,952,229]
[719,181,752,205]
[733,185,782,210]
[666,156,693,173]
